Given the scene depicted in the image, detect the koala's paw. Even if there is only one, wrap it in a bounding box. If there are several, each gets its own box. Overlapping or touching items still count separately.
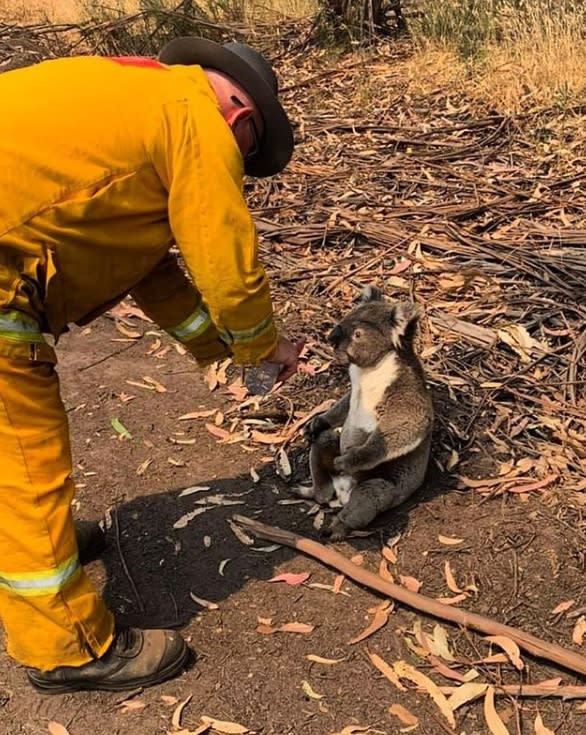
[325,515,349,542]
[304,413,330,443]
[333,455,347,473]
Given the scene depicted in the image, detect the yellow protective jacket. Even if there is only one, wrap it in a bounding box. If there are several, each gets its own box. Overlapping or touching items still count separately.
[0,55,278,365]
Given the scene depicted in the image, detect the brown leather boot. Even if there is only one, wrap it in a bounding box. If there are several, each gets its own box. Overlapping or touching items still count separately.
[27,627,190,693]
[75,519,107,565]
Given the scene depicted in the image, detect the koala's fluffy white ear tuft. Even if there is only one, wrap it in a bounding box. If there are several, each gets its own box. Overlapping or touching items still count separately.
[391,302,421,348]
[359,285,384,304]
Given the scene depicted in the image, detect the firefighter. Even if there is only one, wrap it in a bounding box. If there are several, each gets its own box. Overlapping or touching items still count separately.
[0,36,301,693]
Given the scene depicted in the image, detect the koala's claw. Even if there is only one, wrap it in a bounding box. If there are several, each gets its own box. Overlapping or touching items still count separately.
[304,413,330,443]
[326,516,349,542]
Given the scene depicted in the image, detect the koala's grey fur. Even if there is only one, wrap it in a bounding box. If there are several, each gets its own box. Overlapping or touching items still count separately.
[302,286,434,540]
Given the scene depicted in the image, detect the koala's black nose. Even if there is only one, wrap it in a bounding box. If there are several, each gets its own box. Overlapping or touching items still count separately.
[328,325,343,348]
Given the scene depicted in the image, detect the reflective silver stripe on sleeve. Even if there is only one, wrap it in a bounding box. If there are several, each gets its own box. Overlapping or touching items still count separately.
[228,314,274,343]
[0,309,44,343]
[167,306,212,343]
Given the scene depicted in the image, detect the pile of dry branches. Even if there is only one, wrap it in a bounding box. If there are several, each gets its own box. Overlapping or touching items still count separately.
[251,38,586,504]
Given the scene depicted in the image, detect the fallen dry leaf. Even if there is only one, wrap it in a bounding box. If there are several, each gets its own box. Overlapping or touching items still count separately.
[179,409,217,420]
[330,727,371,735]
[279,622,315,634]
[250,429,287,444]
[368,651,406,691]
[142,375,167,393]
[204,364,219,391]
[200,716,248,734]
[388,703,419,730]
[436,593,468,606]
[378,558,394,582]
[205,423,232,441]
[430,656,467,682]
[447,682,488,711]
[227,379,248,402]
[178,485,211,497]
[348,604,390,644]
[301,679,324,699]
[484,686,511,735]
[306,654,344,665]
[268,572,310,586]
[393,660,455,728]
[534,714,555,735]
[275,447,292,479]
[189,592,219,610]
[382,545,398,564]
[161,695,179,705]
[333,574,345,594]
[572,616,586,645]
[257,621,315,635]
[136,458,153,476]
[118,700,146,713]
[497,324,548,363]
[350,554,364,565]
[438,535,464,546]
[551,599,575,615]
[484,636,524,670]
[48,724,70,735]
[506,473,559,494]
[399,575,422,593]
[430,624,455,662]
[227,519,254,546]
[172,695,193,730]
[444,561,463,593]
[173,507,213,530]
[308,582,350,596]
[115,321,141,339]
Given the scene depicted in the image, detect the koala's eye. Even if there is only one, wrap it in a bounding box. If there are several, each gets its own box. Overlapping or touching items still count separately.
[353,328,363,340]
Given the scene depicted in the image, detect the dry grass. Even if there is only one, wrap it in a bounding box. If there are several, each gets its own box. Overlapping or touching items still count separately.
[0,0,317,24]
[407,0,586,113]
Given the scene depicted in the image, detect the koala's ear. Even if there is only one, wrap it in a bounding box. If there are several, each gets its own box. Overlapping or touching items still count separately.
[358,285,384,304]
[390,302,421,348]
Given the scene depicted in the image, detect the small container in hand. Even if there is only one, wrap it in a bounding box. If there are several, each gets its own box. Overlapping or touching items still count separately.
[243,362,282,395]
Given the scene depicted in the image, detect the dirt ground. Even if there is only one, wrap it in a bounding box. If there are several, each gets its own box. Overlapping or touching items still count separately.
[0,311,585,735]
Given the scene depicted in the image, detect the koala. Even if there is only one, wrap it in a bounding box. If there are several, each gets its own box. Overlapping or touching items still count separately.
[302,286,434,541]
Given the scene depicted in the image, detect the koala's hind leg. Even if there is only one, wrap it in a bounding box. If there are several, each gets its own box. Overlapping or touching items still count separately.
[327,478,408,541]
[308,429,341,505]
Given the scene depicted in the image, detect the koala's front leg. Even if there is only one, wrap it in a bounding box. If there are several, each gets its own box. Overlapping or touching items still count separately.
[307,429,340,505]
[334,431,387,474]
[304,393,350,442]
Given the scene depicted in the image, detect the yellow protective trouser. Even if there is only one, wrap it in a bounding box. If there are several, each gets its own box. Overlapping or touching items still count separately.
[0,322,114,671]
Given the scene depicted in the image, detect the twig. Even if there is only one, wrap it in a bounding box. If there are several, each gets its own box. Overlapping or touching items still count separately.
[232,515,586,678]
[437,684,586,700]
[78,341,138,372]
[113,508,145,613]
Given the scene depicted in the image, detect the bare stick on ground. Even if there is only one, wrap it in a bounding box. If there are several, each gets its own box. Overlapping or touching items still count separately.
[233,515,586,678]
[438,684,586,700]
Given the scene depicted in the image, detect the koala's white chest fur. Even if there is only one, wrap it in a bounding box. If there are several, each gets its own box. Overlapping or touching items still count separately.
[344,353,399,436]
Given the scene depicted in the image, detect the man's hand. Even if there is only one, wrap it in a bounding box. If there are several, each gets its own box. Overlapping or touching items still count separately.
[265,336,305,383]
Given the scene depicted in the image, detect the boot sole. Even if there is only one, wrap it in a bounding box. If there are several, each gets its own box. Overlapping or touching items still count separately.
[28,642,191,694]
